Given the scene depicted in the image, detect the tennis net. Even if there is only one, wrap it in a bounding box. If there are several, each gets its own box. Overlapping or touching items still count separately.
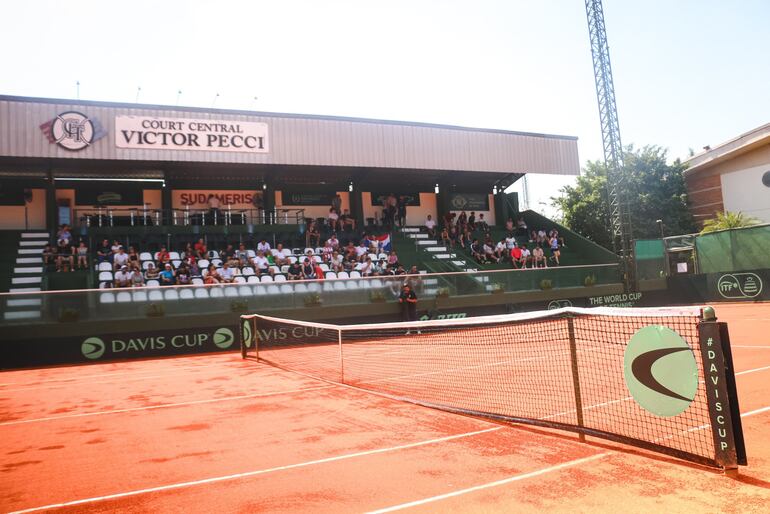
[240,306,746,469]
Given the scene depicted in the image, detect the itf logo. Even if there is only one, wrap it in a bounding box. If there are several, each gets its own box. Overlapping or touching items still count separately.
[40,111,106,151]
[81,337,106,360]
[213,328,235,349]
[717,273,762,299]
[624,325,698,418]
[242,320,253,348]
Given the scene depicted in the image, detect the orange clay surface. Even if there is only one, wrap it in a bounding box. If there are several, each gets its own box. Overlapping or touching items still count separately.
[1,302,769,513]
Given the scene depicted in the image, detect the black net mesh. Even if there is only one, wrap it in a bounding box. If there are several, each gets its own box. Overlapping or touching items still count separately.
[243,307,718,467]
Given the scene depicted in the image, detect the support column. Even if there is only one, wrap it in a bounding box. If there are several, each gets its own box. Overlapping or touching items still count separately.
[350,188,364,230]
[435,181,450,227]
[45,169,57,233]
[263,180,275,225]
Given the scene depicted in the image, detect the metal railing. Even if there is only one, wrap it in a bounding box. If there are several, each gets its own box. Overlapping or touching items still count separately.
[74,206,306,228]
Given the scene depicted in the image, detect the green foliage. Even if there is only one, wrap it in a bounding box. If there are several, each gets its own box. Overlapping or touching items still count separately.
[553,146,697,250]
[700,211,760,234]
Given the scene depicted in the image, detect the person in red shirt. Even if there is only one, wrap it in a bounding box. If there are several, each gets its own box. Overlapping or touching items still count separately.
[313,263,325,280]
[194,238,207,259]
[156,245,170,265]
[510,246,523,269]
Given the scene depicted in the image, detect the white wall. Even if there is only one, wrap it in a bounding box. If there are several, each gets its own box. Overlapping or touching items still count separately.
[721,164,770,223]
[361,192,437,226]
[0,188,46,229]
[274,190,349,220]
[449,194,496,225]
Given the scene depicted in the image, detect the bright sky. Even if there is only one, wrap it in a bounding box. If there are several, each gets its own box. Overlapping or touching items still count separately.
[2,0,768,217]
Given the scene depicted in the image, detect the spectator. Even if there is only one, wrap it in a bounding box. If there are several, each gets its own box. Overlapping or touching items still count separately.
[505,218,514,232]
[220,244,235,263]
[532,245,547,268]
[549,235,561,266]
[320,240,334,262]
[257,238,271,254]
[204,264,220,284]
[477,213,488,232]
[341,209,356,231]
[156,245,170,265]
[73,241,88,270]
[236,244,249,267]
[127,246,140,271]
[330,251,344,273]
[494,239,506,262]
[287,261,302,280]
[114,266,131,288]
[510,246,523,269]
[160,263,176,285]
[113,247,129,271]
[194,238,207,259]
[537,229,547,246]
[424,214,437,238]
[519,244,531,269]
[110,240,123,255]
[440,227,452,249]
[188,259,200,277]
[313,262,325,280]
[457,211,468,229]
[219,262,236,283]
[355,241,369,262]
[252,250,270,275]
[301,258,316,279]
[176,265,192,285]
[505,233,517,255]
[306,221,321,248]
[387,250,399,268]
[397,196,407,228]
[145,263,160,280]
[326,233,340,250]
[56,238,75,271]
[43,243,55,268]
[327,208,340,232]
[516,217,528,237]
[331,194,342,215]
[443,211,455,229]
[468,211,476,230]
[469,239,486,263]
[130,268,145,288]
[360,257,374,276]
[96,239,111,264]
[483,240,498,263]
[272,243,289,266]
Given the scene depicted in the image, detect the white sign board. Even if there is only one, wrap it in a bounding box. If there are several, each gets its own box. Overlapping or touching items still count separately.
[115,116,269,153]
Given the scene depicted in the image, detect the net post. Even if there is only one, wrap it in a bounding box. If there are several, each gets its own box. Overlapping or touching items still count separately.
[338,328,344,384]
[566,315,586,442]
[698,307,741,472]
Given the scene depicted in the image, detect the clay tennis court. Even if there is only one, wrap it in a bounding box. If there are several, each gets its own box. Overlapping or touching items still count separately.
[2,303,769,513]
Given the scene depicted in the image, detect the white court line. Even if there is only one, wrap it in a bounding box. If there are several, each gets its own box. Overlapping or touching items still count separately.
[368,403,770,514]
[732,345,770,349]
[0,385,333,427]
[735,364,770,376]
[7,426,503,514]
[366,452,610,513]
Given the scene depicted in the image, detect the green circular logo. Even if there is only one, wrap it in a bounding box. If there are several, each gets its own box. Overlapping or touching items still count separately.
[213,328,235,349]
[242,320,253,348]
[81,337,106,360]
[624,325,698,417]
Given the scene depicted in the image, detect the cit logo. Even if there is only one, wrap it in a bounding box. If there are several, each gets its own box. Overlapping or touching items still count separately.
[40,111,105,151]
[547,299,573,310]
[81,337,106,359]
[717,273,762,299]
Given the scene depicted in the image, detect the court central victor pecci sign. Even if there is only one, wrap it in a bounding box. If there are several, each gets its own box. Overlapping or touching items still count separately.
[115,116,269,153]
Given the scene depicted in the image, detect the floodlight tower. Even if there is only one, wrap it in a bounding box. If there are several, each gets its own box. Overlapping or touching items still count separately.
[585,0,633,289]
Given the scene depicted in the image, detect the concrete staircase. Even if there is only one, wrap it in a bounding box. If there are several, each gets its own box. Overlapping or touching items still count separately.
[5,232,48,320]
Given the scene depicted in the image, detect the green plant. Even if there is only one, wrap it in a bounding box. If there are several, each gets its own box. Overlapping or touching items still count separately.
[583,275,597,287]
[700,211,760,234]
[539,279,553,290]
[490,283,505,294]
[436,287,450,298]
[303,293,322,307]
[146,303,165,317]
[58,307,80,322]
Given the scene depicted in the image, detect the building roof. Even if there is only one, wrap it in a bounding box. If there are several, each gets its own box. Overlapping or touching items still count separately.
[684,122,770,176]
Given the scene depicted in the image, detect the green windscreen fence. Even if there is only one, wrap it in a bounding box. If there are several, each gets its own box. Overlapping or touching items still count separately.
[696,225,770,274]
[634,239,666,280]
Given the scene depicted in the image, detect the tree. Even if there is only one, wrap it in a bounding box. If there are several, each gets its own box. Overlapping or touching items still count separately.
[700,211,759,234]
[553,146,696,250]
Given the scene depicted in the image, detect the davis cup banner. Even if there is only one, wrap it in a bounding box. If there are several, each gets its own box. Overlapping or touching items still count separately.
[115,116,269,153]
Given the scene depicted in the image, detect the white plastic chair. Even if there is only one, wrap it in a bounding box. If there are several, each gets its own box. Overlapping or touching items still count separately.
[304,247,314,255]
[274,274,287,282]
[98,271,113,282]
[191,278,203,286]
[142,261,154,270]
[164,289,180,300]
[279,284,294,294]
[312,255,322,263]
[280,265,289,274]
[247,250,256,258]
[266,285,281,295]
[234,276,246,284]
[333,281,346,291]
[281,249,292,257]
[194,288,209,299]
[325,271,337,280]
[224,286,239,297]
[146,279,160,287]
[98,262,112,272]
[210,288,224,298]
[198,259,210,269]
[239,286,253,297]
[319,263,330,272]
[260,275,274,283]
[350,271,361,278]
[247,275,260,283]
[208,250,220,259]
[211,259,223,267]
[116,291,132,303]
[132,290,148,302]
[148,290,163,301]
[337,271,349,279]
[295,283,308,294]
[242,267,255,276]
[139,252,153,262]
[100,292,115,304]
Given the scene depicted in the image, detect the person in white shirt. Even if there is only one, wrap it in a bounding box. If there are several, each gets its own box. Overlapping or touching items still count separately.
[355,242,369,261]
[252,251,270,275]
[113,248,129,271]
[219,262,235,283]
[360,257,374,276]
[519,245,532,269]
[270,244,288,266]
[114,266,131,288]
[494,239,506,261]
[327,208,340,231]
[257,239,271,253]
[424,215,437,238]
[326,234,339,250]
[505,235,517,252]
[483,242,499,263]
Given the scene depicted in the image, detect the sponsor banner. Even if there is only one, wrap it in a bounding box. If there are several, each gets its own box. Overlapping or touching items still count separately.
[370,193,421,207]
[1,325,237,369]
[172,190,263,209]
[281,191,336,206]
[587,292,644,308]
[75,183,145,206]
[449,193,489,211]
[115,116,269,153]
